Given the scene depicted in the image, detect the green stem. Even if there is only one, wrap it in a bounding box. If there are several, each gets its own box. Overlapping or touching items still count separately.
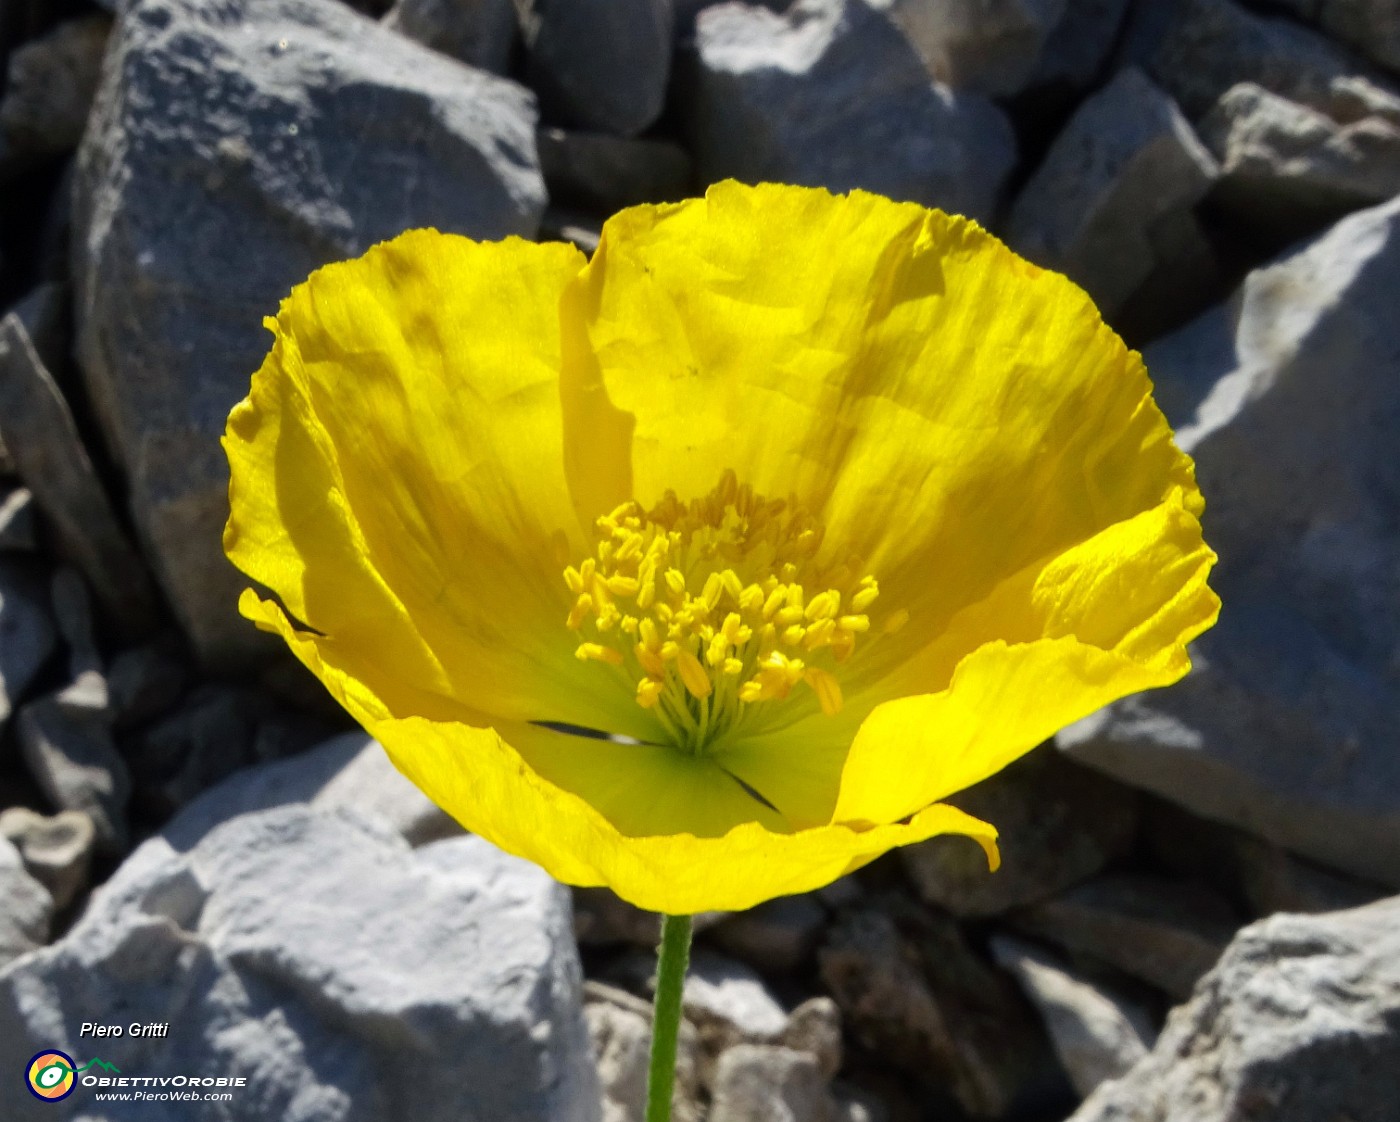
[645,913,693,1122]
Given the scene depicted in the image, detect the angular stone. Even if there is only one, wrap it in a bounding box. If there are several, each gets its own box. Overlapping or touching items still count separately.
[50,566,101,679]
[1199,81,1400,232]
[106,639,190,731]
[1025,0,1131,94]
[901,748,1137,918]
[1012,874,1238,1001]
[73,0,546,664]
[1068,896,1400,1122]
[1120,0,1400,123]
[0,806,601,1122]
[382,0,516,73]
[1058,195,1400,889]
[585,981,702,1122]
[709,1045,838,1122]
[157,729,457,850]
[520,0,674,136]
[1271,0,1400,77]
[819,901,1048,1117]
[991,935,1156,1100]
[0,300,160,636]
[538,128,693,213]
[0,835,51,968]
[683,949,790,1059]
[0,806,96,911]
[688,0,1016,222]
[781,996,843,1080]
[1008,66,1217,319]
[0,486,36,551]
[0,15,111,157]
[868,0,1065,96]
[17,673,130,852]
[710,893,827,972]
[0,558,54,727]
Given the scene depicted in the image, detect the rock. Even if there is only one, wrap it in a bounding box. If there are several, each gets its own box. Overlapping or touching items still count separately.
[0,558,55,729]
[574,888,661,947]
[1024,0,1131,95]
[0,486,36,550]
[0,15,111,158]
[901,748,1137,918]
[1270,0,1400,77]
[0,301,160,636]
[991,935,1156,1100]
[73,0,546,665]
[540,206,604,253]
[1198,81,1400,235]
[781,996,843,1080]
[50,566,101,679]
[683,949,790,1060]
[1119,0,1400,123]
[1058,195,1400,890]
[0,806,601,1122]
[382,0,516,73]
[1141,798,1388,920]
[538,128,693,213]
[1012,875,1238,1001]
[709,1044,839,1122]
[520,0,674,137]
[130,683,271,811]
[159,729,457,850]
[0,806,96,911]
[0,835,51,968]
[17,673,129,853]
[868,0,1065,96]
[106,639,190,731]
[688,0,1016,223]
[710,893,827,973]
[1007,67,1217,320]
[1068,896,1400,1122]
[584,981,702,1122]
[819,901,1049,1117]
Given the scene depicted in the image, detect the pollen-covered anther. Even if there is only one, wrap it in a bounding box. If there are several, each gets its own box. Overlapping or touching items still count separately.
[561,471,902,750]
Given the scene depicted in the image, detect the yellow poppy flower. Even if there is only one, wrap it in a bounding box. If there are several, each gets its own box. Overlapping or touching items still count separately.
[223,181,1218,915]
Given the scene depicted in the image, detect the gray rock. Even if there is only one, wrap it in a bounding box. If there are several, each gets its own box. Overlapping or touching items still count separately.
[0,806,96,911]
[382,0,516,73]
[710,894,827,973]
[17,673,129,852]
[780,997,843,1080]
[709,1045,838,1122]
[0,15,111,158]
[0,558,55,729]
[0,835,51,969]
[991,935,1156,1100]
[0,300,160,636]
[867,0,1065,96]
[106,639,189,731]
[1012,875,1238,1001]
[520,0,674,136]
[159,729,457,849]
[1270,0,1400,77]
[50,566,101,679]
[540,207,604,254]
[0,486,36,550]
[683,949,790,1064]
[72,0,546,665]
[584,982,702,1122]
[132,684,270,810]
[538,127,693,213]
[1025,0,1131,93]
[1199,81,1400,232]
[1008,67,1218,319]
[1068,896,1400,1122]
[0,806,601,1121]
[688,0,1016,222]
[901,748,1137,918]
[819,902,1048,1117]
[1059,195,1400,889]
[1119,0,1400,123]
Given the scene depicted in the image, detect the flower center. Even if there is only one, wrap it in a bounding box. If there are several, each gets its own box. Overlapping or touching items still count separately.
[562,470,907,753]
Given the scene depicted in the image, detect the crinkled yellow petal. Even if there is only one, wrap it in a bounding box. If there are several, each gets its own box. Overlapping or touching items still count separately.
[224,230,657,740]
[243,590,998,913]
